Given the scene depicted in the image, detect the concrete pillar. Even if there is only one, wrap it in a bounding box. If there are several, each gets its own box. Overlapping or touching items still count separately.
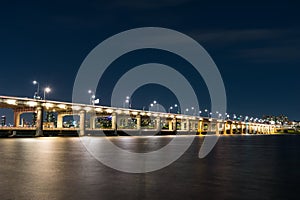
[112,112,117,130]
[13,111,21,127]
[168,120,173,131]
[198,120,203,134]
[230,123,233,134]
[216,122,220,134]
[35,106,43,136]
[136,115,141,130]
[241,124,244,134]
[245,124,248,134]
[57,113,64,128]
[223,121,227,134]
[90,115,96,129]
[173,118,177,131]
[186,119,190,132]
[155,116,161,131]
[79,110,86,136]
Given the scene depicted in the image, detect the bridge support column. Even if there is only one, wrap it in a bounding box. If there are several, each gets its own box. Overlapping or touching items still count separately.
[173,118,177,132]
[13,111,21,127]
[241,124,245,134]
[168,120,173,131]
[57,113,64,128]
[90,115,96,129]
[245,124,248,134]
[112,112,117,131]
[223,121,227,134]
[186,119,190,132]
[35,106,43,137]
[198,120,203,134]
[230,123,233,134]
[155,116,161,131]
[136,115,141,130]
[79,110,86,136]
[216,122,220,134]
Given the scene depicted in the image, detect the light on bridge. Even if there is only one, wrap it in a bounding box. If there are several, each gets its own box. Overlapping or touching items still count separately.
[26,101,37,107]
[6,99,17,105]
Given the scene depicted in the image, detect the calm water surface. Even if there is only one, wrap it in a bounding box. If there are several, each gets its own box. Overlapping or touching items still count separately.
[0,135,299,200]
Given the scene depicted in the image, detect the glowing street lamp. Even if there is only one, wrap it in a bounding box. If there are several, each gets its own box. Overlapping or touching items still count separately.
[184,108,189,115]
[204,109,209,117]
[43,87,51,101]
[88,90,96,105]
[123,96,130,108]
[33,80,40,99]
[191,107,195,115]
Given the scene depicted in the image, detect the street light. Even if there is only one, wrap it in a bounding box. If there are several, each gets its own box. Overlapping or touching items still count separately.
[123,96,131,108]
[43,87,51,101]
[123,97,130,108]
[88,90,96,105]
[153,100,158,111]
[149,103,154,111]
[204,109,208,117]
[33,80,40,99]
[174,104,179,113]
[168,106,173,113]
[184,108,189,115]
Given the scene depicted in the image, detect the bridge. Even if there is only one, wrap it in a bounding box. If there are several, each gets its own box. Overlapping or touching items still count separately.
[0,95,278,137]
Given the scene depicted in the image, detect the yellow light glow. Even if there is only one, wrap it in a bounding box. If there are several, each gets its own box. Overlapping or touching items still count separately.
[106,109,113,113]
[95,108,102,112]
[44,103,54,108]
[6,99,17,105]
[57,104,66,109]
[131,111,138,115]
[116,110,122,114]
[26,101,37,107]
[72,106,82,111]
[85,107,92,112]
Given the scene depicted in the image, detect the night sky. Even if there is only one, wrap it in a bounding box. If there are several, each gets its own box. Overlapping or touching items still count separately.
[0,0,299,121]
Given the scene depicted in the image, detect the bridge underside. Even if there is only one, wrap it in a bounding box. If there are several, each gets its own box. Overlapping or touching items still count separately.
[0,96,278,137]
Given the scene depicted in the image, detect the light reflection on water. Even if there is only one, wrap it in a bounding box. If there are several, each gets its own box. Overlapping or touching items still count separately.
[0,135,299,200]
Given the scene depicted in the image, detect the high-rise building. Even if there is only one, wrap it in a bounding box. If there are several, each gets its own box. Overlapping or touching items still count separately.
[1,115,6,126]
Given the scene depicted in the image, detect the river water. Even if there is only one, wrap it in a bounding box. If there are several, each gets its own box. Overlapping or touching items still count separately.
[0,134,299,200]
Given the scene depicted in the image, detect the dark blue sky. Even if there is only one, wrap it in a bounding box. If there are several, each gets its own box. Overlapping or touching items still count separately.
[0,0,299,120]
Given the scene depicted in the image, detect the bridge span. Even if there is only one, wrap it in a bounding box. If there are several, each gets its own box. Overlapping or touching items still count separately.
[0,95,278,137]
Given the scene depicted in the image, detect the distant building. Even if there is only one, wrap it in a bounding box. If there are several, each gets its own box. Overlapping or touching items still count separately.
[1,115,6,126]
[262,114,289,125]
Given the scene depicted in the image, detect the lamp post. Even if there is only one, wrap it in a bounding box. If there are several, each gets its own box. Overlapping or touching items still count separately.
[123,96,130,108]
[153,100,158,111]
[174,104,179,114]
[149,103,154,111]
[43,87,51,101]
[88,90,96,105]
[191,107,195,115]
[168,106,173,113]
[33,80,40,99]
[204,109,208,117]
[184,108,189,115]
